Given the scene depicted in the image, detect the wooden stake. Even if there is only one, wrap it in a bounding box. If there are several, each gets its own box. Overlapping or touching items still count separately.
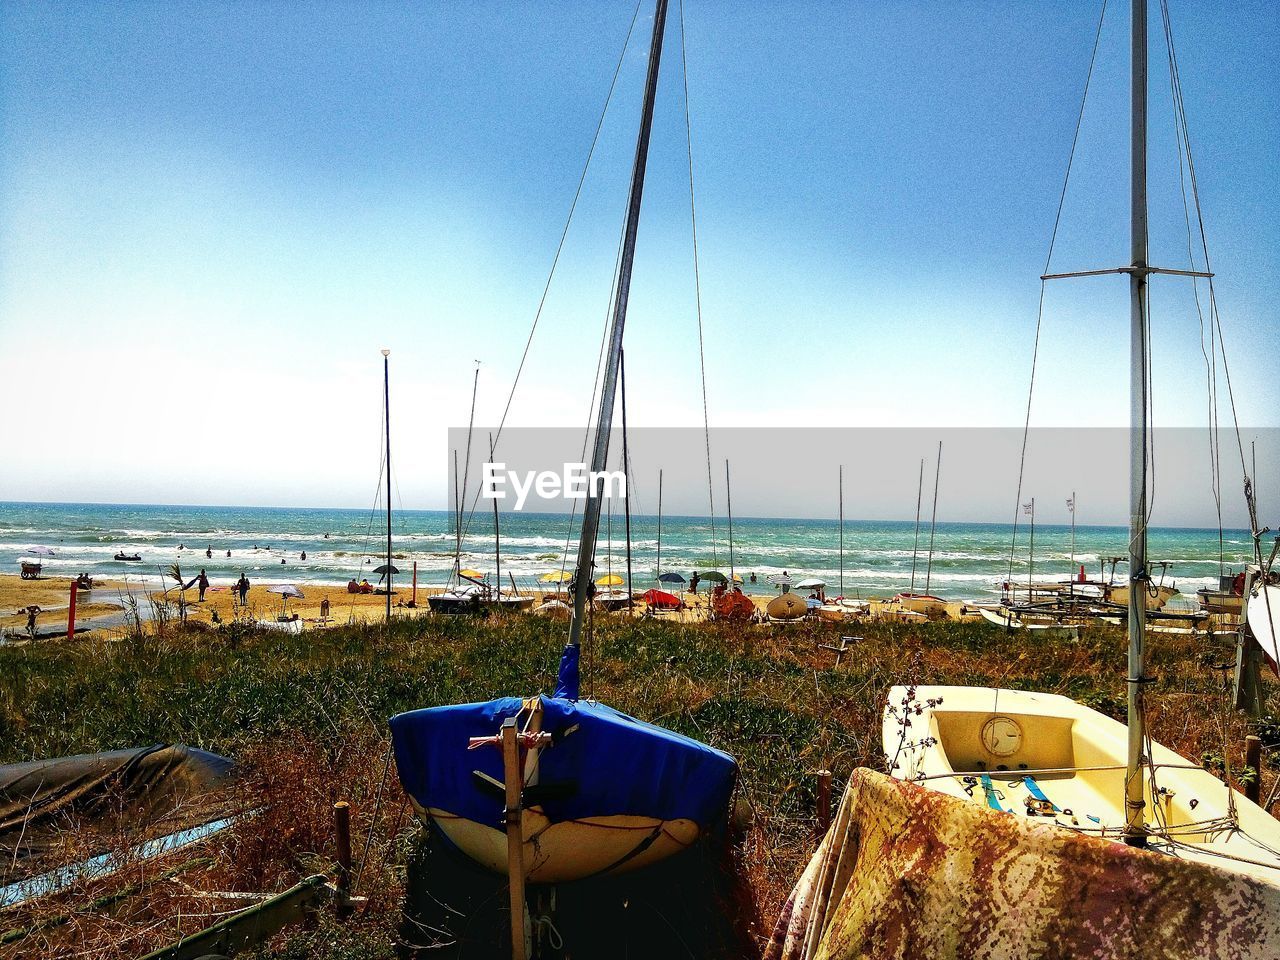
[816,769,833,835]
[333,801,352,918]
[502,718,526,960]
[1245,735,1262,804]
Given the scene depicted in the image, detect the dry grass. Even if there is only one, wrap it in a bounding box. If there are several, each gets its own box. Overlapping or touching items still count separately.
[0,612,1275,958]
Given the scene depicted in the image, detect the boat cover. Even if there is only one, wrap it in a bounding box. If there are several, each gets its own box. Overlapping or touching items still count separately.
[766,768,1280,960]
[0,744,235,880]
[391,695,736,831]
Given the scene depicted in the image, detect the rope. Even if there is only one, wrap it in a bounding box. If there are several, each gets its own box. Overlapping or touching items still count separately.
[353,740,394,894]
[678,0,718,568]
[1006,0,1109,585]
[1158,0,1257,569]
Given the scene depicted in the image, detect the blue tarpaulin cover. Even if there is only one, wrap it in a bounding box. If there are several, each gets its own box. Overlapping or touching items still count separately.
[391,694,737,831]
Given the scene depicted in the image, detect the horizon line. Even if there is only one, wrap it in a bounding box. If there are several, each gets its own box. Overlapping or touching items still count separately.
[0,499,1254,534]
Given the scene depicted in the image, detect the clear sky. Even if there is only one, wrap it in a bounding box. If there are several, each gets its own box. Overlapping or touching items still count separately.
[1,1,1276,517]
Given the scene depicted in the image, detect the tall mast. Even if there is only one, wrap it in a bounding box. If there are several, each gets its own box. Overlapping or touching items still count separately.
[621,351,634,610]
[565,0,671,669]
[491,434,501,603]
[909,459,924,593]
[656,469,663,585]
[383,348,392,623]
[924,440,942,595]
[1125,0,1150,847]
[725,460,735,584]
[838,465,844,598]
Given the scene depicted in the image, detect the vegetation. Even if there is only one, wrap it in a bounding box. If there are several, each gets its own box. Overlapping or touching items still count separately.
[0,613,1274,958]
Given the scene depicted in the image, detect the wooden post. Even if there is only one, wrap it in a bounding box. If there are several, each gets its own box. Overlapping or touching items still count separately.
[67,580,77,640]
[502,718,526,960]
[1245,735,1262,804]
[412,561,418,608]
[333,801,352,918]
[816,769,833,835]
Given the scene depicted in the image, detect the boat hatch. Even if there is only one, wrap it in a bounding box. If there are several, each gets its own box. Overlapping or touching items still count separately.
[931,710,1076,779]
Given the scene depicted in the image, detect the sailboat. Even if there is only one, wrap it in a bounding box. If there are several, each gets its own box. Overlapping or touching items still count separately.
[891,441,949,617]
[391,0,737,890]
[884,0,1280,886]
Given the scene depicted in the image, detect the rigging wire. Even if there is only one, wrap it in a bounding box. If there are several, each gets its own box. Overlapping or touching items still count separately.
[678,0,718,568]
[1005,0,1110,586]
[455,0,644,556]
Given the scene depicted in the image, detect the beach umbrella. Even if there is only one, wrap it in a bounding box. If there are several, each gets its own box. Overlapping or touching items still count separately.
[657,572,686,585]
[266,583,304,618]
[539,571,572,583]
[766,573,792,587]
[596,574,625,587]
[373,563,400,575]
[27,546,55,557]
[794,577,827,590]
[732,573,744,584]
[698,571,728,584]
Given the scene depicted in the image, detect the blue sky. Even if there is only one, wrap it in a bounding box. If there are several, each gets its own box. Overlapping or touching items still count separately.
[1,0,1276,514]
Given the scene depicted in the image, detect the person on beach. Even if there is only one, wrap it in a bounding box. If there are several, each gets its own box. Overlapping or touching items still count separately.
[749,572,757,584]
[26,606,38,639]
[205,547,212,559]
[197,569,209,601]
[237,573,250,605]
[690,572,700,595]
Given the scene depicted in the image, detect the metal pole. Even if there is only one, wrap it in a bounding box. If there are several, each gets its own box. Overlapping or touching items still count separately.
[1028,498,1035,597]
[725,460,736,583]
[910,459,924,593]
[383,349,392,623]
[838,466,844,597]
[656,469,663,586]
[621,351,634,611]
[1069,491,1077,597]
[924,440,942,595]
[1125,0,1150,848]
[568,0,671,653]
[491,434,502,608]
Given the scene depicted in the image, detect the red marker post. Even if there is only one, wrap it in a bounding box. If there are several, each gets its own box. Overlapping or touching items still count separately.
[67,580,77,640]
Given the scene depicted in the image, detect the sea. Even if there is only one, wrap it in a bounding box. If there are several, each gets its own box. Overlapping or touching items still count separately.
[0,501,1255,606]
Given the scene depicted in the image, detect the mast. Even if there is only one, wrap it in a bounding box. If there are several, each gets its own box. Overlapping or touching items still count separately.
[564,0,671,680]
[383,348,392,623]
[656,469,663,585]
[1068,491,1077,595]
[909,459,924,593]
[491,434,501,603]
[1125,0,1150,847]
[1027,497,1035,597]
[725,460,735,584]
[452,450,461,580]
[924,440,942,595]
[621,350,634,610]
[838,465,844,598]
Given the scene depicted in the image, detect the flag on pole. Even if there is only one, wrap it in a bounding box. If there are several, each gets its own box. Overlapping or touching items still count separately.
[1066,497,1075,513]
[1023,502,1034,515]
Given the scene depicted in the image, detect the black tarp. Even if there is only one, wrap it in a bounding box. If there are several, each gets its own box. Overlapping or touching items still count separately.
[0,744,235,882]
